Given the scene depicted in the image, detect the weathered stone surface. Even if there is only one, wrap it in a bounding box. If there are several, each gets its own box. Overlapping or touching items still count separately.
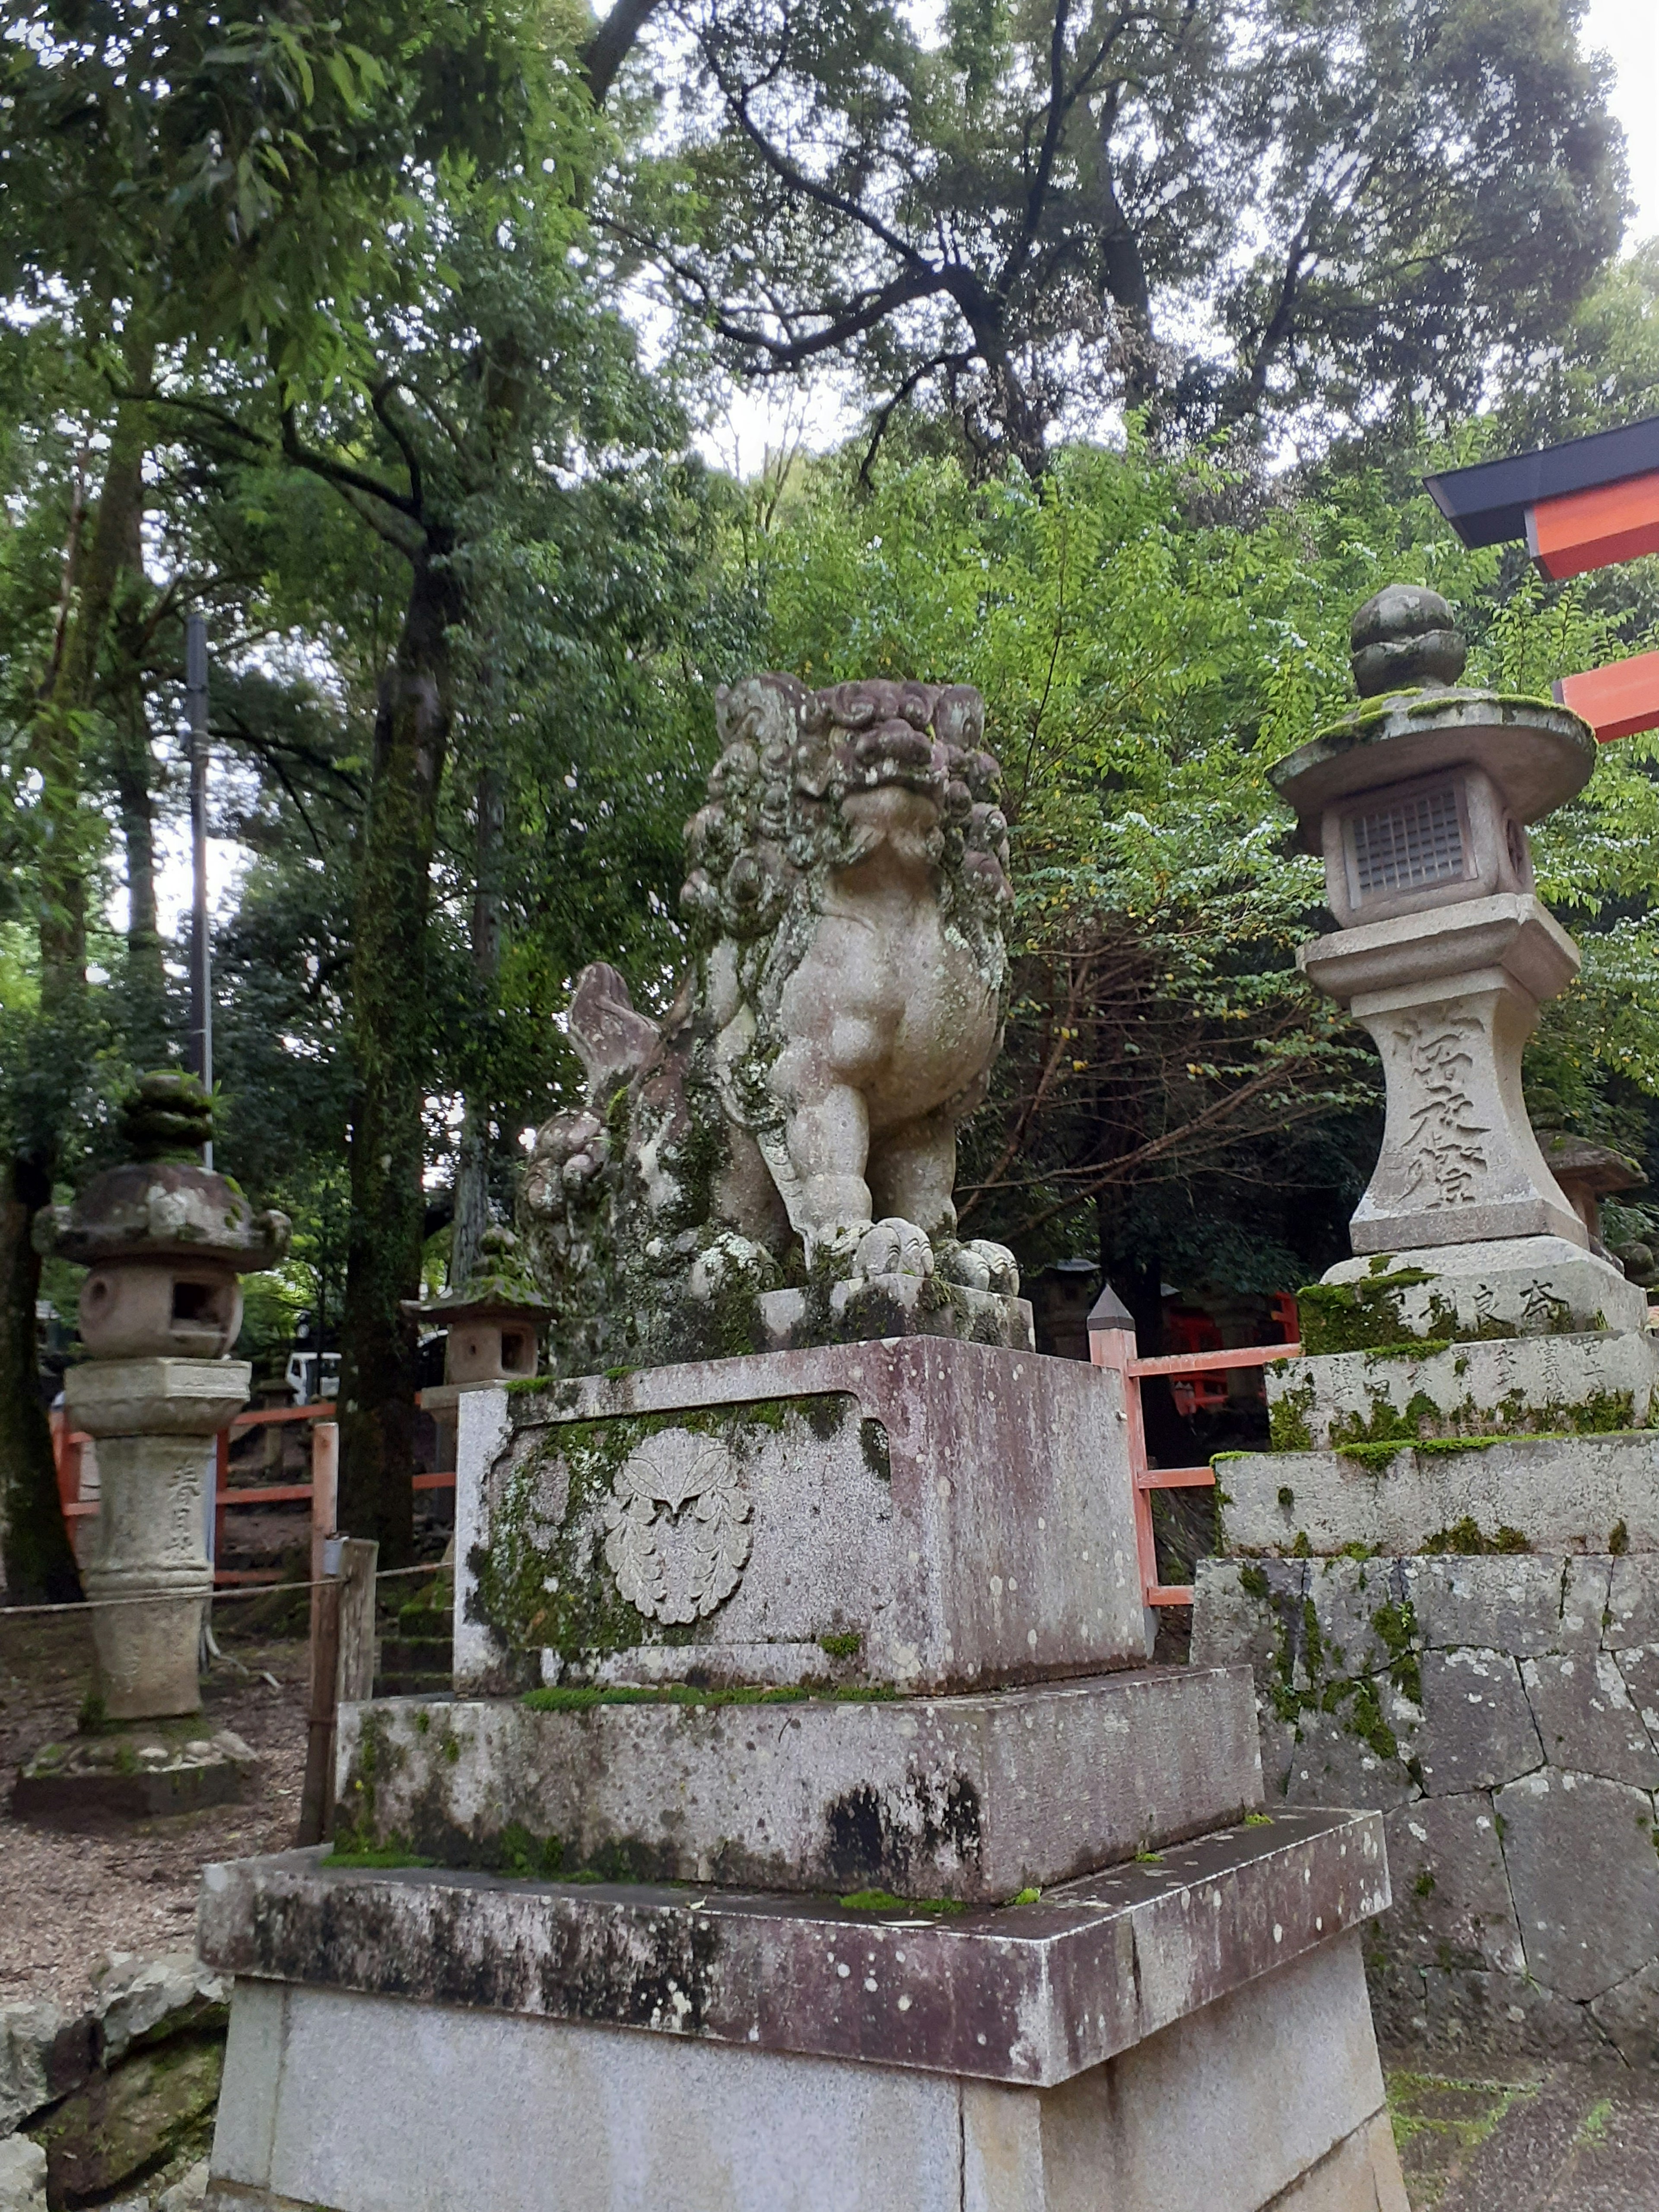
[158,2158,211,2212]
[1496,1767,1659,2000]
[1190,1558,1309,1676]
[0,2136,46,2212]
[1297,897,1584,1251]
[198,1808,1389,2089]
[1400,1554,1595,1655]
[1302,1557,1408,1679]
[1265,2112,1409,2212]
[1220,1433,1659,1557]
[1282,1708,1420,1816]
[1521,1651,1659,1787]
[459,1340,1146,1695]
[1266,1330,1659,1449]
[521,678,1022,1374]
[204,1932,1401,2212]
[337,1668,1263,1903]
[1316,1233,1648,1339]
[1414,1649,1542,1795]
[1605,1554,1659,1646]
[757,1273,1035,1355]
[13,1729,256,1822]
[1615,1644,1659,1746]
[31,2035,222,2206]
[1589,1958,1659,2068]
[1383,1795,1522,1975]
[94,1953,229,2067]
[1373,1953,1615,2060]
[60,1359,252,1723]
[0,2007,59,2137]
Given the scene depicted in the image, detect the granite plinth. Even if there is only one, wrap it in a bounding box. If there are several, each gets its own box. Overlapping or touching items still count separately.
[13,1727,256,1821]
[1312,1235,1646,1340]
[1218,1430,1659,1557]
[200,1931,1403,2212]
[458,1339,1147,1696]
[197,1806,1386,2087]
[1266,1328,1659,1449]
[335,1666,1263,1904]
[756,1271,1036,1353]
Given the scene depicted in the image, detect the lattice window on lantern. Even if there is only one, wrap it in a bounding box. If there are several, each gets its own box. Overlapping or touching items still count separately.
[1347,783,1469,899]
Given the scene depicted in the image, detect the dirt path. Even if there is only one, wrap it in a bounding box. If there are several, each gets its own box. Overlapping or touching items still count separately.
[0,1608,309,2008]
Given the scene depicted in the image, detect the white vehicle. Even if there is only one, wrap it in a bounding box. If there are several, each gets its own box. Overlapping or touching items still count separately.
[285,1350,342,1406]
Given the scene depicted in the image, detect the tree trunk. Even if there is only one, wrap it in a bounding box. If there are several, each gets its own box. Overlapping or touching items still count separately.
[114,690,170,1068]
[449,760,505,1290]
[337,538,461,1564]
[0,1153,81,1603]
[0,392,149,1606]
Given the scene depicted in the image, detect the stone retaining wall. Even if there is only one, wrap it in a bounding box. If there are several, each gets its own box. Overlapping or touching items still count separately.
[0,1955,224,2211]
[1195,1551,1659,2061]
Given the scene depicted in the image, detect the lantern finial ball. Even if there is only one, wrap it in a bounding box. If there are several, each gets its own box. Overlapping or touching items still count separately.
[1350,583,1467,698]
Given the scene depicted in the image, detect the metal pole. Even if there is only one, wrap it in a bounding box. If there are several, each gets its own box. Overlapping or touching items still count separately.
[185,614,213,1169]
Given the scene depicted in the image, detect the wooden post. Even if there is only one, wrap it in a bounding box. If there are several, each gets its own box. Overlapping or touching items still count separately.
[309,1418,339,1589]
[335,1538,379,1706]
[298,1533,343,1847]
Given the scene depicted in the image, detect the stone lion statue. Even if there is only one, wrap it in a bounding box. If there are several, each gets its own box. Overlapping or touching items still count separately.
[523,674,1020,1370]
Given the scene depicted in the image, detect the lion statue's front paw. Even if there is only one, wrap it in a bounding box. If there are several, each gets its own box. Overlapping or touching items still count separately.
[853,1217,935,1281]
[935,1238,1021,1297]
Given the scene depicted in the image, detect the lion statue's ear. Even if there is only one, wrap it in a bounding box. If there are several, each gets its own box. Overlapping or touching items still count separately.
[569,963,661,1106]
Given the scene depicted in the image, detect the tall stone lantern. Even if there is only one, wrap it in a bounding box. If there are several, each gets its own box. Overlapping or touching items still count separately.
[1272,585,1615,1317]
[37,1074,288,1750]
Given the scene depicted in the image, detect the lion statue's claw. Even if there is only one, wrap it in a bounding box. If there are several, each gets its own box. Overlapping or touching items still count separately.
[853,1217,935,1281]
[935,1238,1021,1298]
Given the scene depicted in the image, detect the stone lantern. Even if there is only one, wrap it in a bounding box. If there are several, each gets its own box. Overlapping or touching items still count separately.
[25,1074,288,1801]
[410,1225,550,1499]
[1273,585,1601,1266]
[1534,1129,1645,1262]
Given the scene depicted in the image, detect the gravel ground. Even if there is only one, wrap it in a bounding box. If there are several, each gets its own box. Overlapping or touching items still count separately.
[0,1606,309,2009]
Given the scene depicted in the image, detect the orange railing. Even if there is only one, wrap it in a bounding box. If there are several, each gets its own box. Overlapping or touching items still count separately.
[1089,1310,1298,1608]
[53,1395,455,1589]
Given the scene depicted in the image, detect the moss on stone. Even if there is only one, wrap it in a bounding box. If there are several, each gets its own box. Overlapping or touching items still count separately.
[1422,1517,1532,1556]
[1268,1377,1316,1452]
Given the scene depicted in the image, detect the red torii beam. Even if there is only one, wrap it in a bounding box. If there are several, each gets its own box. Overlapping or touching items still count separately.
[1425,418,1659,742]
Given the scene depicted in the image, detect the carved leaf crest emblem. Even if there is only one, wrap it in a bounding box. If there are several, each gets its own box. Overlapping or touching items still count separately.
[601,1430,753,1624]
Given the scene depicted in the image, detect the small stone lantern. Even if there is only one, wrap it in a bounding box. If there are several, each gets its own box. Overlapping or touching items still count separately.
[1534,1130,1645,1261]
[1273,585,1598,1255]
[412,1225,550,1385]
[411,1226,550,1481]
[40,1074,289,1726]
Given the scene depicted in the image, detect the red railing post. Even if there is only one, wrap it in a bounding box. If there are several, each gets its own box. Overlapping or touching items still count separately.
[1087,1287,1162,1612]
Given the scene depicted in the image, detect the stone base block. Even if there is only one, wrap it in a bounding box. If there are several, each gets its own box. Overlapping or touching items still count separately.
[1219,1430,1659,1557]
[199,1816,1399,2212]
[336,1665,1264,1903]
[757,1272,1036,1354]
[458,1339,1146,1697]
[13,1727,255,1822]
[1311,1236,1646,1344]
[1267,1329,1659,1451]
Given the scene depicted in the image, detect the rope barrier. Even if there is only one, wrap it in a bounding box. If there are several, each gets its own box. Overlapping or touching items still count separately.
[0,1560,446,1623]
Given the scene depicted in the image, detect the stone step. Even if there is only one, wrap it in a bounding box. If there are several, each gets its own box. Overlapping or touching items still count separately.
[378,1635,454,1674]
[1266,1329,1659,1450]
[1297,1236,1648,1355]
[372,1671,454,1699]
[1218,1429,1659,1558]
[199,1803,1387,2089]
[335,1666,1263,1904]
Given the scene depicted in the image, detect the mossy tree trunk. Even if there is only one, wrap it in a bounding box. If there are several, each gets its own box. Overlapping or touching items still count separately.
[1,389,148,1604]
[336,536,462,1564]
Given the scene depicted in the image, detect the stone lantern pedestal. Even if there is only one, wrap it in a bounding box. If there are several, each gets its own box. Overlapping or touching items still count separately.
[1192,591,1659,2059]
[13,1075,288,1820]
